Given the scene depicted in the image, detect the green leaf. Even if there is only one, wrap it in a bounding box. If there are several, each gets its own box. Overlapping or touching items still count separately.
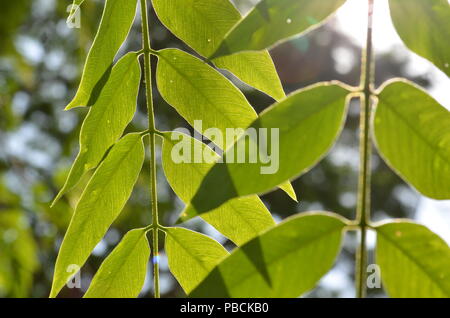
[53,52,141,204]
[50,133,145,298]
[162,132,275,245]
[152,0,240,58]
[389,0,450,77]
[66,0,138,110]
[84,229,150,298]
[190,213,347,297]
[156,48,257,149]
[156,49,295,202]
[151,0,285,100]
[165,227,229,294]
[278,180,297,201]
[376,221,450,298]
[213,51,285,101]
[210,0,346,59]
[373,80,450,200]
[183,82,350,219]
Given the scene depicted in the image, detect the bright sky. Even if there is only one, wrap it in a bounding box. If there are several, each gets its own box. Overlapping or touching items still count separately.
[336,0,450,108]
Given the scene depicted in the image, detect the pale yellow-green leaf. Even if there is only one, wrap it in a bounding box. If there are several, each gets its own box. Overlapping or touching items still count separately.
[84,229,150,298]
[374,80,450,200]
[162,132,275,245]
[376,221,450,298]
[50,133,145,298]
[66,0,138,109]
[165,227,229,294]
[151,0,285,100]
[53,52,141,204]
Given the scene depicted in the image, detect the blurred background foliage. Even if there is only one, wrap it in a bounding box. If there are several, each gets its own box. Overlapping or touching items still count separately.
[0,0,445,298]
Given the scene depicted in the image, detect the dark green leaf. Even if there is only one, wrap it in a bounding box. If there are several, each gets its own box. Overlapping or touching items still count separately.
[213,51,285,101]
[374,80,450,200]
[84,228,150,298]
[50,133,145,298]
[190,213,348,297]
[376,221,450,297]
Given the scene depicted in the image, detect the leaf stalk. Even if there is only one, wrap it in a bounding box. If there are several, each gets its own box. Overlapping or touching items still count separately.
[140,0,160,298]
[355,0,375,299]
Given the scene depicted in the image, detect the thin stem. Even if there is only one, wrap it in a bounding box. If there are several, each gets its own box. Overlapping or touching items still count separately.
[140,0,160,298]
[355,0,374,299]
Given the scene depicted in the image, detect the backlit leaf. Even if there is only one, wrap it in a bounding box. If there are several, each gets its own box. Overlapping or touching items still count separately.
[162,132,275,245]
[53,52,141,204]
[84,229,150,298]
[156,48,295,200]
[165,227,229,294]
[190,213,347,297]
[213,51,285,101]
[151,0,285,100]
[66,0,138,109]
[183,82,350,219]
[373,80,450,200]
[156,48,257,149]
[50,133,145,298]
[376,221,450,298]
[389,0,450,77]
[210,0,346,59]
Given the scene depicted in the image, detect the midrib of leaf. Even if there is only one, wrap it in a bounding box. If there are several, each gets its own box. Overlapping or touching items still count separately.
[167,231,227,273]
[158,52,256,129]
[211,224,343,292]
[378,230,448,296]
[381,98,450,165]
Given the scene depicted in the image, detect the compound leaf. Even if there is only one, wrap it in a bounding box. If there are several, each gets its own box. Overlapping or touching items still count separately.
[183,82,350,219]
[84,228,150,298]
[53,52,141,204]
[50,133,145,298]
[210,0,346,59]
[190,213,347,297]
[374,80,450,200]
[165,227,229,294]
[162,132,275,245]
[376,221,450,298]
[213,51,285,101]
[66,0,138,109]
[389,0,450,77]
